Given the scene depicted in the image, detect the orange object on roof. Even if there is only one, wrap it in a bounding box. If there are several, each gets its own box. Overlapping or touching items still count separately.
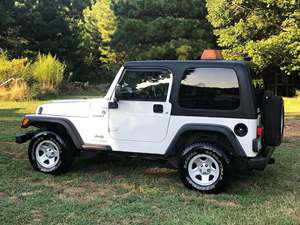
[201,49,223,60]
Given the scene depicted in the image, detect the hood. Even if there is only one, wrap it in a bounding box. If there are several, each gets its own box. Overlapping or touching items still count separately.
[36,98,107,117]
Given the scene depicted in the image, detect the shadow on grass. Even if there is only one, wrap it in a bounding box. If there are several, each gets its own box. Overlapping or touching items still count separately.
[69,150,292,196]
[73,151,176,176]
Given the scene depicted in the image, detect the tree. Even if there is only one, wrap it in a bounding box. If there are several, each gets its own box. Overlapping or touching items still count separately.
[0,0,20,54]
[109,0,216,62]
[0,0,91,80]
[206,0,300,77]
[80,0,118,78]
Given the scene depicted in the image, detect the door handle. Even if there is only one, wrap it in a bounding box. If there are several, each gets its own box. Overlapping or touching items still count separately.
[153,104,163,113]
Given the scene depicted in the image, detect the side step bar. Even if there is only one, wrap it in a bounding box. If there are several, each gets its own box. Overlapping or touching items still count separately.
[81,144,112,151]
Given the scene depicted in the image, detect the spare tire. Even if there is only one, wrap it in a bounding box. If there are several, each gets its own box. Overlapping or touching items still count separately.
[263,93,284,146]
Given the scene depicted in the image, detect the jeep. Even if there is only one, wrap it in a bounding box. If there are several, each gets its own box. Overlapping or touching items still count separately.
[16,51,284,193]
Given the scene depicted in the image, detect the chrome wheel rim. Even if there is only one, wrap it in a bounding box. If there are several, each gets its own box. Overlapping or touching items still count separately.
[35,140,60,169]
[188,154,220,186]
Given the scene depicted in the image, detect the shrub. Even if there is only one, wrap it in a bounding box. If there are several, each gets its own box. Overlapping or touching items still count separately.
[0,52,66,100]
[0,80,30,101]
[31,53,66,91]
[0,50,29,82]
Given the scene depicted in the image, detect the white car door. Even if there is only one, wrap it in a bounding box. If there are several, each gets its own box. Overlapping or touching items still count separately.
[108,68,172,142]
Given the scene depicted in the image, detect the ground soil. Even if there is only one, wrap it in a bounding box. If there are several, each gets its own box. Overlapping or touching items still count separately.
[284,119,300,138]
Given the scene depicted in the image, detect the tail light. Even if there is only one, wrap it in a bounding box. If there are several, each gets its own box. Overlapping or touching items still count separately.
[257,127,264,137]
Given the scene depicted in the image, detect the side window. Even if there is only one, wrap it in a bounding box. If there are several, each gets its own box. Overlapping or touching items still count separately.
[178,68,240,110]
[117,69,171,101]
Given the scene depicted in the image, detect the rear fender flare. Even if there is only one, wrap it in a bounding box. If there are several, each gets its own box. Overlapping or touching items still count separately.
[165,124,246,157]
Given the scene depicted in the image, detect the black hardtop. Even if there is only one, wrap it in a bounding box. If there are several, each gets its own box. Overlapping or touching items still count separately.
[124,60,248,69]
[124,60,256,119]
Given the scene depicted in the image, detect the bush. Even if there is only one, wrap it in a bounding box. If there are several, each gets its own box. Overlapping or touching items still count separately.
[0,50,29,82]
[31,53,66,91]
[0,52,67,100]
[0,50,31,100]
[0,80,30,101]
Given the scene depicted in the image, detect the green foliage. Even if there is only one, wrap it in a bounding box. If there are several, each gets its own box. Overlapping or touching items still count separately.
[110,0,216,62]
[0,52,66,100]
[0,0,298,84]
[0,0,91,80]
[0,50,29,82]
[79,0,118,80]
[206,0,300,76]
[31,53,66,90]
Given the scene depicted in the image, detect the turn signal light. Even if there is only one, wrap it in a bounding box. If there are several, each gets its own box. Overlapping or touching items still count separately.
[201,49,223,60]
[21,117,30,128]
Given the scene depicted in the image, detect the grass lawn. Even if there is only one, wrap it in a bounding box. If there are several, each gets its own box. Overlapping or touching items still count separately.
[284,91,300,120]
[0,91,299,225]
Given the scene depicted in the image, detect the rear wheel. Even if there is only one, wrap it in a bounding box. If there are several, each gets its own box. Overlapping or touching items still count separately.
[179,142,232,193]
[28,131,75,174]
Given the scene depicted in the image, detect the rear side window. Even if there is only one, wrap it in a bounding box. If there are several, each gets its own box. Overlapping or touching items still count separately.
[117,69,171,101]
[178,68,240,110]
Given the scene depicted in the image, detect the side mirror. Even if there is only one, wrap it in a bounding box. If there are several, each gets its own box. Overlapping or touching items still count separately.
[115,84,122,100]
[108,99,118,109]
[108,84,121,109]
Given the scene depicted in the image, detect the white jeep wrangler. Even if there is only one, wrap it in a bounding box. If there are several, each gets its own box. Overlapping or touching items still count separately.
[16,59,284,193]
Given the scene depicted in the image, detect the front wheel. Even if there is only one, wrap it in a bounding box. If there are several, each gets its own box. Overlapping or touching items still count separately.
[179,143,232,193]
[28,131,75,174]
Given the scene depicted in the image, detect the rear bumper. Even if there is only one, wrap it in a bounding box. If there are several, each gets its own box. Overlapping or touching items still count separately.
[15,132,34,144]
[247,146,275,170]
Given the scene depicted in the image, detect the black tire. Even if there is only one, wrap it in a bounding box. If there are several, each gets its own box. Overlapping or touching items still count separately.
[28,131,75,174]
[263,94,284,146]
[179,143,232,193]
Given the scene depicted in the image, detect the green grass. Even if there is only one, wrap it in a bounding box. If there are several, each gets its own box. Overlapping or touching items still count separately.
[284,91,300,119]
[0,140,299,225]
[0,91,299,225]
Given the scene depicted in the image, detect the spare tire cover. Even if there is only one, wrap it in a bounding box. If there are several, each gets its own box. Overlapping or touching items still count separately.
[263,94,284,146]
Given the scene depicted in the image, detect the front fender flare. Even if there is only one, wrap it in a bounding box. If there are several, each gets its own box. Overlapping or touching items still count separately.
[23,115,83,149]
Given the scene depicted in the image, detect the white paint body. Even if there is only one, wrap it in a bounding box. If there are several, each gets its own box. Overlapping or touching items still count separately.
[33,67,259,158]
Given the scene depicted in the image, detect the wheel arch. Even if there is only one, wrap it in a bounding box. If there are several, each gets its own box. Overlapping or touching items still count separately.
[165,124,246,158]
[24,116,83,149]
[30,130,68,149]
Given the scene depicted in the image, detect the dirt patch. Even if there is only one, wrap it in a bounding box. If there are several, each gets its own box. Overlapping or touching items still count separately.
[21,190,43,197]
[31,209,43,222]
[0,143,28,160]
[8,195,19,205]
[143,167,176,177]
[39,179,115,202]
[205,198,238,207]
[284,119,300,139]
[36,178,163,203]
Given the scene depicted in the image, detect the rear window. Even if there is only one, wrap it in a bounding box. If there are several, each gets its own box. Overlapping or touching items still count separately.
[178,68,240,110]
